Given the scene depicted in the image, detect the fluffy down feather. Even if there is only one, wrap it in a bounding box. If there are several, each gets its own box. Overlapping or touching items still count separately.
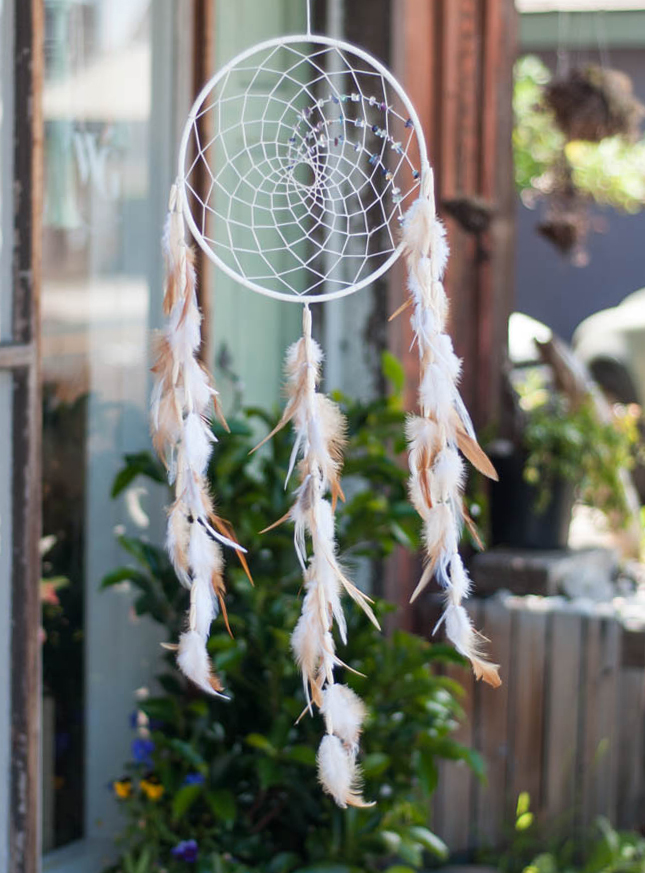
[317,734,372,808]
[177,630,227,697]
[321,684,366,747]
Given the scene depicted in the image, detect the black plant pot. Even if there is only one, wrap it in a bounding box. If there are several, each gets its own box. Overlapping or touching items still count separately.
[489,448,576,550]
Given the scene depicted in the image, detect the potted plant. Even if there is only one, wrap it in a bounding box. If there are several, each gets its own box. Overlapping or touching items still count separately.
[490,360,640,551]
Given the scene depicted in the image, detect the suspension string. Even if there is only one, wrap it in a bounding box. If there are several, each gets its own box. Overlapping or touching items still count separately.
[306,0,312,35]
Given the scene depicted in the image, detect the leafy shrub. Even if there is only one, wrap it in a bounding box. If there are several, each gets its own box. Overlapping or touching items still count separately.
[102,370,477,873]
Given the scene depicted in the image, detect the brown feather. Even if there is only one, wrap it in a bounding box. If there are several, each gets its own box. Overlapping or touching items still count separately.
[455,428,498,481]
[388,297,413,322]
[209,512,254,585]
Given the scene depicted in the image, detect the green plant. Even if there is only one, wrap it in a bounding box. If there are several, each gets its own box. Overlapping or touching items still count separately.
[102,361,477,873]
[487,793,645,873]
[517,371,640,526]
[514,55,645,213]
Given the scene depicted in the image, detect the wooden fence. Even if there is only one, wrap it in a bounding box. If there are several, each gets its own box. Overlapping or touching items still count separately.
[426,594,645,855]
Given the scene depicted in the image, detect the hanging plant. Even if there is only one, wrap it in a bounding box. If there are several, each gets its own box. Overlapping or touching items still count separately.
[545,65,644,144]
[514,56,645,261]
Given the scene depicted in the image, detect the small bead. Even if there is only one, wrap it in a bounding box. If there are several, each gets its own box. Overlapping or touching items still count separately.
[369,153,379,165]
[331,94,340,104]
[351,92,360,102]
[354,118,364,128]
[392,186,401,195]
[380,101,387,111]
[334,136,339,146]
[412,169,420,179]
[289,136,296,143]
[317,98,325,108]
[385,171,393,181]
[405,117,413,128]
[369,96,376,106]
[340,94,348,102]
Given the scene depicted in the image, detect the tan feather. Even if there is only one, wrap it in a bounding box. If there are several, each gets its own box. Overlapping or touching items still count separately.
[455,427,498,481]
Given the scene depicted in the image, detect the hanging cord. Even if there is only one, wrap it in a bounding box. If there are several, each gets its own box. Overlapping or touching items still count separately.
[556,10,571,79]
[306,0,312,34]
[594,9,611,71]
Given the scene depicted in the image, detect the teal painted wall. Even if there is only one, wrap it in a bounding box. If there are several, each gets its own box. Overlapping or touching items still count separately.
[210,0,305,415]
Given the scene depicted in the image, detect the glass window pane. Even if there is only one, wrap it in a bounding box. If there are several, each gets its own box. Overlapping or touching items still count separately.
[41,0,165,852]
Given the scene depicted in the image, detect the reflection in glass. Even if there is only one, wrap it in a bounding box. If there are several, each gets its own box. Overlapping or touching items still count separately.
[41,0,154,851]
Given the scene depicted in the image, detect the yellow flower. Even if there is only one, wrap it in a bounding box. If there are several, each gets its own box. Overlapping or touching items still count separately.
[140,776,165,802]
[113,778,132,800]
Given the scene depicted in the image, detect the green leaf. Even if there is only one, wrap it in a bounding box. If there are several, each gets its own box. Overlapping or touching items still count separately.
[167,739,206,768]
[383,867,418,873]
[172,784,202,820]
[516,811,534,831]
[207,788,236,824]
[516,790,531,817]
[361,752,390,778]
[100,566,149,589]
[111,451,165,497]
[292,866,357,873]
[381,351,405,394]
[417,749,438,796]
[406,826,448,859]
[283,744,316,766]
[245,733,276,755]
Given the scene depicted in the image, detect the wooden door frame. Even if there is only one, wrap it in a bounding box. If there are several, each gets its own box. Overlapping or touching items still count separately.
[4,0,44,870]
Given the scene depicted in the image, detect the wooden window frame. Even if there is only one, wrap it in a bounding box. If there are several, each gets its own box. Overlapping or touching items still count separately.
[3,0,44,870]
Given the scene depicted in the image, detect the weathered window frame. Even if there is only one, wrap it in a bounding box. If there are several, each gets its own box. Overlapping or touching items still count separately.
[4,0,44,871]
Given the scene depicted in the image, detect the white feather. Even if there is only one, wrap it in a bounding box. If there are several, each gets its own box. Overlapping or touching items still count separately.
[317,734,354,808]
[321,684,366,746]
[402,196,433,257]
[449,554,471,602]
[432,448,464,502]
[443,602,475,658]
[177,630,227,698]
[189,574,218,639]
[430,218,449,280]
[187,522,222,582]
[183,412,215,477]
[431,334,462,383]
[419,363,455,420]
[422,504,452,553]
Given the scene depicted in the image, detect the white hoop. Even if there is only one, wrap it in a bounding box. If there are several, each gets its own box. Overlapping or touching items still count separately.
[177,34,429,304]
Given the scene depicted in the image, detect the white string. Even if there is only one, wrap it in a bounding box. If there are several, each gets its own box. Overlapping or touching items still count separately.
[180,39,423,302]
[306,0,312,35]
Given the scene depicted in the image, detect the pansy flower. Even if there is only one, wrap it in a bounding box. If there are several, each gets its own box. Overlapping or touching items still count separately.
[171,839,198,862]
[112,777,132,800]
[182,772,205,786]
[131,737,155,766]
[140,773,164,802]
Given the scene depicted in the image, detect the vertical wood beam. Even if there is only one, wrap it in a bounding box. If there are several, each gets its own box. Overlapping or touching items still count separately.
[9,0,43,869]
[390,0,517,428]
[191,0,215,366]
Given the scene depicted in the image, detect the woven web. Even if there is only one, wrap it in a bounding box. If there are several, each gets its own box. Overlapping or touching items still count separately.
[181,40,422,301]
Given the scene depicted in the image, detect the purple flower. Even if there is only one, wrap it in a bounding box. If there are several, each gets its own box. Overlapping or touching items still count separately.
[171,839,199,862]
[131,737,155,766]
[182,772,205,786]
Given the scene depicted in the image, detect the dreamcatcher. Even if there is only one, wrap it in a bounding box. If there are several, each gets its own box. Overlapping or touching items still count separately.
[151,3,500,808]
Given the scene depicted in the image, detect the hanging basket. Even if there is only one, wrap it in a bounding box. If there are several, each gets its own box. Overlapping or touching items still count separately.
[545,64,645,143]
